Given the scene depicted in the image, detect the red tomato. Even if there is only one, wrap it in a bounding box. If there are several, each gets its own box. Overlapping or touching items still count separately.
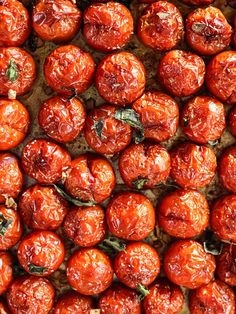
[32,0,81,43]
[95,52,146,106]
[219,146,236,193]
[44,45,95,96]
[106,192,155,240]
[158,50,205,97]
[0,300,10,314]
[216,244,236,286]
[229,105,236,137]
[0,251,13,295]
[21,139,71,184]
[206,51,236,105]
[180,96,225,144]
[67,248,114,295]
[233,17,236,48]
[38,96,86,143]
[181,0,213,4]
[170,142,216,189]
[83,2,133,52]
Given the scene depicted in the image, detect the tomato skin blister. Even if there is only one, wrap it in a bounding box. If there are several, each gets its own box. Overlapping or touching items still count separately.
[54,291,93,314]
[216,245,236,286]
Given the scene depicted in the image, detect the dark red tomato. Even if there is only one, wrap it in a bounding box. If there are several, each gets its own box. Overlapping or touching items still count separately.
[170,142,216,189]
[67,248,113,295]
[219,146,236,193]
[83,2,133,52]
[163,240,216,289]
[106,192,155,240]
[206,51,236,105]
[180,0,213,5]
[143,278,184,314]
[119,143,170,189]
[229,105,236,137]
[0,251,13,295]
[32,0,81,43]
[181,96,225,144]
[64,154,115,203]
[158,50,205,97]
[38,96,86,143]
[95,52,146,106]
[216,244,236,286]
[233,17,236,48]
[158,189,209,238]
[17,230,65,276]
[7,275,55,314]
[21,139,71,184]
[0,300,10,314]
[189,280,235,314]
[44,45,95,96]
[114,242,160,289]
[19,184,69,230]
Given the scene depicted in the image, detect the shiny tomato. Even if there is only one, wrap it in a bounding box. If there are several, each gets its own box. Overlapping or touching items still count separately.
[229,105,236,137]
[67,248,113,295]
[0,251,13,295]
[0,300,10,314]
[83,2,133,52]
[219,146,236,193]
[233,17,236,48]
[158,50,205,97]
[216,244,236,286]
[95,52,146,106]
[180,0,213,4]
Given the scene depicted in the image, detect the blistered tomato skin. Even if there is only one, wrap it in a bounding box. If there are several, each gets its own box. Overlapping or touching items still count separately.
[158,50,205,97]
[170,142,216,189]
[137,1,184,51]
[219,146,236,193]
[181,96,225,144]
[95,52,146,106]
[67,248,114,295]
[83,2,133,52]
[54,291,93,314]
[0,251,13,295]
[216,245,236,286]
[106,192,155,240]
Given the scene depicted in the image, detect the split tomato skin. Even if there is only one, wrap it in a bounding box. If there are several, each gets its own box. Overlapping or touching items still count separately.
[0,251,13,295]
[216,244,236,286]
[219,146,236,193]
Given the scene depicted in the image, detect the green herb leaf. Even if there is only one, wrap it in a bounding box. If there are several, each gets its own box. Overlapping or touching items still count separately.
[208,139,219,146]
[132,177,148,189]
[28,264,48,275]
[191,22,206,34]
[133,129,145,144]
[53,185,94,207]
[114,109,143,130]
[0,214,13,236]
[98,236,126,256]
[6,60,19,82]
[183,117,189,127]
[94,119,104,140]
[203,230,223,256]
[137,283,150,301]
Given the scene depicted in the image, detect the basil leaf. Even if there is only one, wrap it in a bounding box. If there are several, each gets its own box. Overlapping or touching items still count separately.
[53,185,94,207]
[94,119,104,140]
[6,60,19,82]
[114,109,143,130]
[0,214,13,236]
[28,264,48,275]
[132,177,148,189]
[137,283,150,301]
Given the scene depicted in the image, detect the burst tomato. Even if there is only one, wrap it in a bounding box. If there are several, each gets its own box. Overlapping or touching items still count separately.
[219,146,236,193]
[0,251,13,295]
[216,244,236,286]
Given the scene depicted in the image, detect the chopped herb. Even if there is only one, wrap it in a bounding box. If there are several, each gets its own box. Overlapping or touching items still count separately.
[133,129,145,144]
[6,60,18,82]
[114,109,143,130]
[137,283,150,301]
[203,230,223,256]
[94,119,104,140]
[183,117,189,127]
[28,264,48,275]
[208,139,219,146]
[0,214,12,236]
[53,185,94,206]
[132,177,148,189]
[191,22,206,34]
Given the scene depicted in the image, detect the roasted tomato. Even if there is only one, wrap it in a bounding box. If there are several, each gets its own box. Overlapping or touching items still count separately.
[38,96,86,143]
[137,1,183,51]
[95,52,146,106]
[158,189,209,238]
[106,192,155,240]
[63,205,106,247]
[132,91,179,142]
[164,240,216,289]
[233,17,236,48]
[206,51,236,105]
[7,275,55,314]
[67,248,113,295]
[216,244,236,286]
[19,184,69,230]
[158,50,205,97]
[0,300,10,314]
[17,230,65,276]
[143,278,184,314]
[189,280,235,314]
[229,105,236,137]
[83,2,133,52]
[118,143,170,189]
[21,139,71,184]
[181,0,214,4]
[219,146,236,193]
[32,0,81,43]
[64,153,115,203]
[114,242,160,289]
[180,96,225,144]
[170,142,216,189]
[0,251,13,295]
[44,45,95,96]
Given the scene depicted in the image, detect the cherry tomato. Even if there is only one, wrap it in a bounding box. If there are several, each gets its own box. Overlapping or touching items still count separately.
[158,50,205,97]
[0,251,13,295]
[44,45,95,96]
[67,248,114,295]
[219,146,236,193]
[229,105,236,137]
[83,2,133,52]
[21,139,71,184]
[170,142,216,189]
[180,96,225,144]
[0,300,10,314]
[206,51,236,105]
[32,0,82,43]
[180,0,213,4]
[106,192,155,240]
[95,52,146,106]
[233,17,236,48]
[216,244,236,286]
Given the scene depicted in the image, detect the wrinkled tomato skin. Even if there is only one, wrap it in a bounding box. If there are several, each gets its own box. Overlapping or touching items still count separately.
[38,96,86,143]
[0,251,13,295]
[0,300,10,314]
[95,52,146,106]
[170,142,216,189]
[67,248,114,295]
[229,106,236,137]
[180,0,213,4]
[233,17,236,48]
[7,275,55,314]
[163,240,216,289]
[119,143,170,189]
[158,189,209,238]
[32,0,81,43]
[17,230,65,276]
[21,139,71,184]
[106,192,155,240]
[206,51,236,105]
[181,96,225,144]
[158,50,205,97]
[219,146,236,193]
[83,2,133,52]
[137,1,184,51]
[44,45,95,96]
[216,244,236,286]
